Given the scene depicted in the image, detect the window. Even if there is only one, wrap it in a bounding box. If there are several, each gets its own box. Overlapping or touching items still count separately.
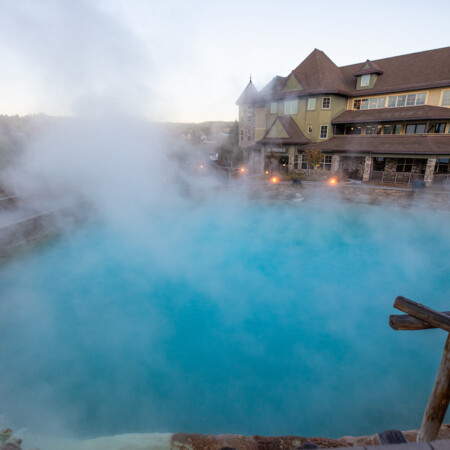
[270,102,277,114]
[307,98,316,110]
[387,93,426,108]
[320,125,328,139]
[373,157,385,171]
[295,151,308,170]
[435,158,450,174]
[240,130,244,142]
[318,155,332,171]
[396,95,406,107]
[406,94,416,106]
[322,97,331,109]
[383,125,393,135]
[353,96,386,110]
[284,100,298,115]
[428,123,446,133]
[396,158,414,173]
[307,125,313,134]
[405,123,426,134]
[361,74,370,87]
[345,125,362,135]
[416,93,426,105]
[365,125,378,135]
[442,90,450,107]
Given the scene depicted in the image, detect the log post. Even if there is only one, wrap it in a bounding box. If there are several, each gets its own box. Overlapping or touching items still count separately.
[417,333,450,442]
[393,296,450,333]
[389,311,450,331]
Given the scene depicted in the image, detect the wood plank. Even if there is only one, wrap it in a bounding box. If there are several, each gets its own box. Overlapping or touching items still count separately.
[389,311,450,331]
[393,297,450,333]
[417,334,450,442]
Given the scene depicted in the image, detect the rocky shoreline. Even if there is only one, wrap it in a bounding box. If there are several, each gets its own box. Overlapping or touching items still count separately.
[2,425,450,450]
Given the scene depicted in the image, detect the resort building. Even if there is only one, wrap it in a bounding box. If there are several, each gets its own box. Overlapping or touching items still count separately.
[236,47,450,186]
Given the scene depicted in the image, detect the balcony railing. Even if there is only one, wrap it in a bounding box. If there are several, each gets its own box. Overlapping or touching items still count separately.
[369,171,424,185]
[432,174,450,186]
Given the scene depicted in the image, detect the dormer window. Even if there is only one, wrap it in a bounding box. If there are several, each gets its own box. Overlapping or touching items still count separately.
[361,74,370,87]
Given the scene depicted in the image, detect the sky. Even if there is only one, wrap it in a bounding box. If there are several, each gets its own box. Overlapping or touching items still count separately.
[0,0,448,123]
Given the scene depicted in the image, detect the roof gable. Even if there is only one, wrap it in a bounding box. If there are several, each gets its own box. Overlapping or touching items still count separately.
[259,116,309,144]
[266,118,289,138]
[282,73,303,92]
[353,60,383,76]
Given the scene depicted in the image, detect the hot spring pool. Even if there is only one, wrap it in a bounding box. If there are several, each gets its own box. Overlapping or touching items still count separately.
[0,198,449,439]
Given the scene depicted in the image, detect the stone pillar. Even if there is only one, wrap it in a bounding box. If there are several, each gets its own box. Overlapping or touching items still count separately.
[362,156,373,182]
[424,158,436,187]
[288,147,295,174]
[331,155,340,173]
[260,146,266,175]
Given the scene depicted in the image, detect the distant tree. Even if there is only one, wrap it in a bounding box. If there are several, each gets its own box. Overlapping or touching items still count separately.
[218,121,241,167]
[303,149,324,172]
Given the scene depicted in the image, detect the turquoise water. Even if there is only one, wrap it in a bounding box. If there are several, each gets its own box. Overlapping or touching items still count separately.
[0,199,449,439]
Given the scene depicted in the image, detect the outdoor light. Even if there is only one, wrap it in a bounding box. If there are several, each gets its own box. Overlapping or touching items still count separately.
[200,165,204,169]
[328,177,337,186]
[265,171,269,175]
[271,177,279,183]
[240,167,246,173]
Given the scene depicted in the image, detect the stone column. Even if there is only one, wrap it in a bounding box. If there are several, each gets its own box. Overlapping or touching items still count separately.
[362,156,373,182]
[424,158,436,187]
[288,147,295,174]
[331,155,340,173]
[260,146,266,175]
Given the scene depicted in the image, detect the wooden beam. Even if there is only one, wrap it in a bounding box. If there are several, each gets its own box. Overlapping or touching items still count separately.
[389,311,450,331]
[393,297,450,333]
[417,334,450,442]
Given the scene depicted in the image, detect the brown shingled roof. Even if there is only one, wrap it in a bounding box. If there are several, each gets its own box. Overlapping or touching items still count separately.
[332,105,450,124]
[292,49,350,94]
[249,47,450,104]
[259,116,310,144]
[340,47,450,95]
[303,134,450,155]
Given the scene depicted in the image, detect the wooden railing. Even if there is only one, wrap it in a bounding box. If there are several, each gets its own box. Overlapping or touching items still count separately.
[432,173,450,186]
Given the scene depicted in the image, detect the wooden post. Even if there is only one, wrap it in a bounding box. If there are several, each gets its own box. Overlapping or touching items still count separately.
[389,311,450,331]
[393,296,450,333]
[417,334,450,442]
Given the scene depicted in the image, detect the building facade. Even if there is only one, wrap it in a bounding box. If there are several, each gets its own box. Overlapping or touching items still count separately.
[236,47,450,186]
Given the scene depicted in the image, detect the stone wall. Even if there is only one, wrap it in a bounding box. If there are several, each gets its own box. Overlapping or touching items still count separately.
[340,156,366,179]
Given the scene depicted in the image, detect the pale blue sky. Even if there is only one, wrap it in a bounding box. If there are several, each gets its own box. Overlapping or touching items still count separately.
[0,0,448,122]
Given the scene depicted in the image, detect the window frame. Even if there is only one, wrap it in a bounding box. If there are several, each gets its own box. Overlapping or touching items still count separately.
[270,102,277,114]
[320,125,328,139]
[361,74,370,87]
[284,99,299,115]
[322,97,331,109]
[442,90,450,107]
[307,98,317,111]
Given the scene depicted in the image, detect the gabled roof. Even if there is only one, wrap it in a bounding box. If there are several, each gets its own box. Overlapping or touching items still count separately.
[246,46,450,104]
[292,49,350,95]
[259,116,310,144]
[303,134,450,155]
[341,47,450,95]
[353,60,384,76]
[332,105,450,124]
[236,79,259,105]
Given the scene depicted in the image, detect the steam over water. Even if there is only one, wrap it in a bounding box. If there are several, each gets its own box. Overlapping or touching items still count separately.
[0,198,449,439]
